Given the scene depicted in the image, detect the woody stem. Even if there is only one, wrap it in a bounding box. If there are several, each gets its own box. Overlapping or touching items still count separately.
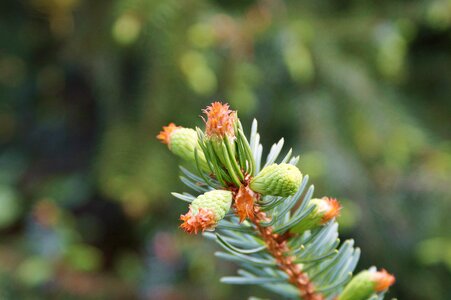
[249,206,324,300]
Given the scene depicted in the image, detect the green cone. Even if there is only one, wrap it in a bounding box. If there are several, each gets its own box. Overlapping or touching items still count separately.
[190,190,233,221]
[338,271,377,300]
[169,128,209,171]
[250,163,302,197]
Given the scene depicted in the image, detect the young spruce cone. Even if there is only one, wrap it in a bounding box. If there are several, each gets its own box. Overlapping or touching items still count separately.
[250,163,302,197]
[180,190,232,234]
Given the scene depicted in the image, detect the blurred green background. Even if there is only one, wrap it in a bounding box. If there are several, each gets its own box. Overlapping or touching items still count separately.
[1,0,450,299]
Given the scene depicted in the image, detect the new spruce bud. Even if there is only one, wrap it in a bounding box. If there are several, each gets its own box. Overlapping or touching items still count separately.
[157,123,208,170]
[180,190,232,234]
[338,268,395,300]
[290,197,341,234]
[250,163,302,197]
[202,102,245,187]
[203,102,236,140]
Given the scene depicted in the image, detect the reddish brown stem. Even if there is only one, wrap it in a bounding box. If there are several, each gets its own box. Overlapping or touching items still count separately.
[231,182,323,299]
[249,207,324,300]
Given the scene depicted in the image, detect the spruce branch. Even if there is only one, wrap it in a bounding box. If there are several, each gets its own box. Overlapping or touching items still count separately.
[158,102,395,299]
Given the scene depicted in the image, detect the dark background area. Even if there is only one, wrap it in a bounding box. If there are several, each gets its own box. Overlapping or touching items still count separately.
[0,0,450,299]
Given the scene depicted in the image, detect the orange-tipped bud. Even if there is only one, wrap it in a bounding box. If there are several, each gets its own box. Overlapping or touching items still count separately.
[290,197,341,234]
[203,102,236,138]
[338,268,395,300]
[179,190,233,234]
[157,123,180,145]
[157,123,209,170]
[318,197,341,224]
[372,269,396,292]
[180,207,216,234]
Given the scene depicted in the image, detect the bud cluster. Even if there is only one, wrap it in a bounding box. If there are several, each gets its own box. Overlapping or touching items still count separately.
[157,103,335,232]
[158,101,395,299]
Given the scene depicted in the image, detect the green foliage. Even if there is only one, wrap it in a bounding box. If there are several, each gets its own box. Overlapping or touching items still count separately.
[173,118,385,299]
